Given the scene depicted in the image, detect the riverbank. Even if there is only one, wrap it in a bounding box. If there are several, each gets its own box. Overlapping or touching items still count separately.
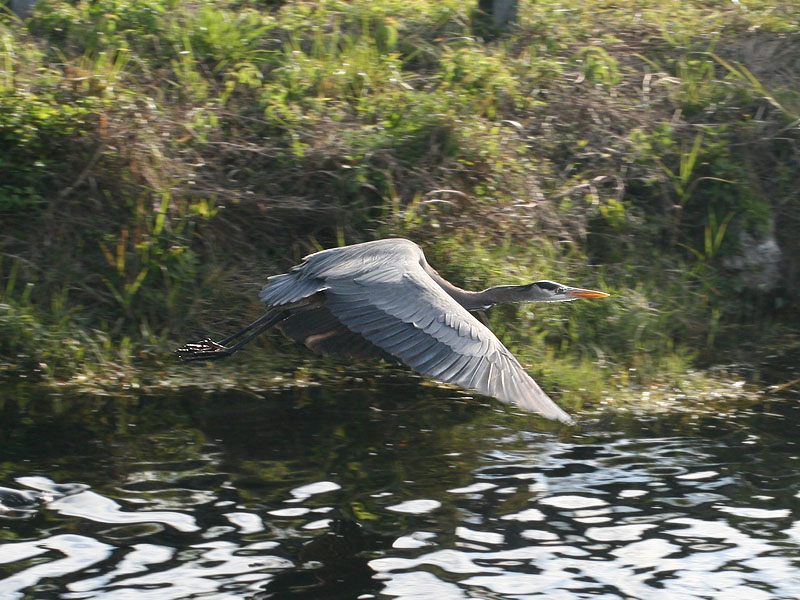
[2,0,799,406]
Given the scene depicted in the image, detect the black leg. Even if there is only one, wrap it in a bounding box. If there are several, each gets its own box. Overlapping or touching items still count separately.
[217,310,283,346]
[176,309,288,361]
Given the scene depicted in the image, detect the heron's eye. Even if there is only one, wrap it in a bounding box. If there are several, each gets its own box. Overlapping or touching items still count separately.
[556,287,566,295]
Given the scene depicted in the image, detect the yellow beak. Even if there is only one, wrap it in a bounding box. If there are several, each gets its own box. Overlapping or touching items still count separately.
[566,287,610,299]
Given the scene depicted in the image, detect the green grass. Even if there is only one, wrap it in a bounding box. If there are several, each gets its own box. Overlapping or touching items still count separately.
[1,0,799,407]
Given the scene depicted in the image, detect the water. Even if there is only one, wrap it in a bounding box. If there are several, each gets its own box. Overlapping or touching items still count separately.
[1,374,799,599]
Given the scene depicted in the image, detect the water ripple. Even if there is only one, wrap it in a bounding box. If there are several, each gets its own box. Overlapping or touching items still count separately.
[1,388,799,599]
[50,490,200,533]
[0,535,113,600]
[387,499,442,514]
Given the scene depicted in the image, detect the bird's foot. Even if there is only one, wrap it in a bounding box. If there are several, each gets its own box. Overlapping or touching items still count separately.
[175,338,232,361]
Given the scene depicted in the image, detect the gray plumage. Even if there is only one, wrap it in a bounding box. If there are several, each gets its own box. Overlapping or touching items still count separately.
[178,238,610,424]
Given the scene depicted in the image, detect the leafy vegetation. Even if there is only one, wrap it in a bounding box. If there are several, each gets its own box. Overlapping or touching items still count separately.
[2,0,799,409]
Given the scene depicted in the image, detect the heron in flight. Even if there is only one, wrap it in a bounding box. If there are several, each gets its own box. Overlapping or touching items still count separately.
[177,238,608,423]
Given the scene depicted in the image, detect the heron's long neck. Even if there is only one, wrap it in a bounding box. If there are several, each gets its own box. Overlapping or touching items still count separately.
[424,264,529,311]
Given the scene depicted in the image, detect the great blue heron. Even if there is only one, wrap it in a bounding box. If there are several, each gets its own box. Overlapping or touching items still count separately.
[177,238,609,423]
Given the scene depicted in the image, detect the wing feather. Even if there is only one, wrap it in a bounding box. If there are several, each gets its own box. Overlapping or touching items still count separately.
[414,344,454,372]
[380,326,426,354]
[437,353,472,383]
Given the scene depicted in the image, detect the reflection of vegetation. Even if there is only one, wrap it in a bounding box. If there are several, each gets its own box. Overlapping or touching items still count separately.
[200,382,489,518]
[0,382,505,538]
[0,378,772,543]
[1,0,799,404]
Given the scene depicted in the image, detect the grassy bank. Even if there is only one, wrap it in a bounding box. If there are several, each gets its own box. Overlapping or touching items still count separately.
[2,0,799,408]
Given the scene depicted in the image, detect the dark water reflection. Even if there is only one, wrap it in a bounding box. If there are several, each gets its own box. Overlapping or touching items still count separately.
[1,375,799,599]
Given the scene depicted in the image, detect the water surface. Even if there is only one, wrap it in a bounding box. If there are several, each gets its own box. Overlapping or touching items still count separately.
[1,374,799,599]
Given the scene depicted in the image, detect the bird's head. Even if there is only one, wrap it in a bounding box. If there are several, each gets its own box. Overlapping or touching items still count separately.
[526,280,610,303]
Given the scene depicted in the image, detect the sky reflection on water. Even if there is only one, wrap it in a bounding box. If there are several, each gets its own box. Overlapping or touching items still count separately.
[0,379,799,599]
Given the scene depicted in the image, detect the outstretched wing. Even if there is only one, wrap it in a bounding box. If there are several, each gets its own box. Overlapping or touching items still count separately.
[259,239,573,424]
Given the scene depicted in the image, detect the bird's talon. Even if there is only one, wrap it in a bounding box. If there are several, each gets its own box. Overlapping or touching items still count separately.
[175,338,231,361]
